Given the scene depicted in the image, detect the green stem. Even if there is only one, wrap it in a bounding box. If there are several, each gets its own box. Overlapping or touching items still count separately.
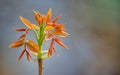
[33,25,46,75]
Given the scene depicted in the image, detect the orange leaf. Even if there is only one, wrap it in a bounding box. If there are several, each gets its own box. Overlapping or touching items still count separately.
[53,24,65,31]
[26,40,40,53]
[9,39,24,48]
[45,26,54,30]
[52,15,61,23]
[45,8,52,23]
[20,16,33,30]
[18,50,26,61]
[54,38,68,48]
[47,22,54,26]
[33,11,43,25]
[33,11,40,23]
[14,28,26,32]
[52,30,69,37]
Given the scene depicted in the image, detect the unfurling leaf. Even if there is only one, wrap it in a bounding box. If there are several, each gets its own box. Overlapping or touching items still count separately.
[26,40,40,53]
[9,39,24,48]
[54,38,68,48]
[20,16,33,30]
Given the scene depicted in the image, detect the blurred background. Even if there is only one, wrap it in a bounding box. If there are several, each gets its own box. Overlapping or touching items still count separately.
[0,0,120,75]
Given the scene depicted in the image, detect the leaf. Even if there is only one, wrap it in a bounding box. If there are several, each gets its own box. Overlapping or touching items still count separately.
[55,24,65,31]
[18,34,26,40]
[9,39,24,48]
[33,10,43,25]
[26,40,40,53]
[26,50,32,61]
[18,50,26,61]
[48,38,54,56]
[48,49,52,56]
[52,30,69,37]
[45,26,54,30]
[52,15,61,23]
[14,28,26,32]
[54,38,68,48]
[31,24,40,30]
[45,32,53,41]
[52,47,57,54]
[20,16,33,30]
[45,8,52,23]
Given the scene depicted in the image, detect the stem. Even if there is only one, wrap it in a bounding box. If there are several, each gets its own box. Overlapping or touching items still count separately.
[38,59,43,75]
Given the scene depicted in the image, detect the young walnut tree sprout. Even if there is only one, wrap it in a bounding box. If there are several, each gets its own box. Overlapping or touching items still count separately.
[9,8,69,75]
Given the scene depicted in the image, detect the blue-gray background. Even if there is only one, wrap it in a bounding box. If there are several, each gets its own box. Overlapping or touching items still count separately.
[0,0,120,75]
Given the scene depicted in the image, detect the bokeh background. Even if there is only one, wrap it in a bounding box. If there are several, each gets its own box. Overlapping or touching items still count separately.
[0,0,120,75]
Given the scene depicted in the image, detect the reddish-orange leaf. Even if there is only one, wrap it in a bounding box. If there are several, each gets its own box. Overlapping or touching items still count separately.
[48,38,54,56]
[20,16,33,30]
[53,47,59,56]
[52,15,61,23]
[25,29,28,35]
[52,47,57,54]
[47,22,54,26]
[49,38,54,50]
[26,51,30,61]
[26,50,32,61]
[45,32,54,40]
[54,38,68,48]
[27,51,32,60]
[48,49,52,56]
[9,39,24,48]
[18,34,26,40]
[26,40,40,53]
[53,24,65,31]
[18,50,26,61]
[14,28,26,32]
